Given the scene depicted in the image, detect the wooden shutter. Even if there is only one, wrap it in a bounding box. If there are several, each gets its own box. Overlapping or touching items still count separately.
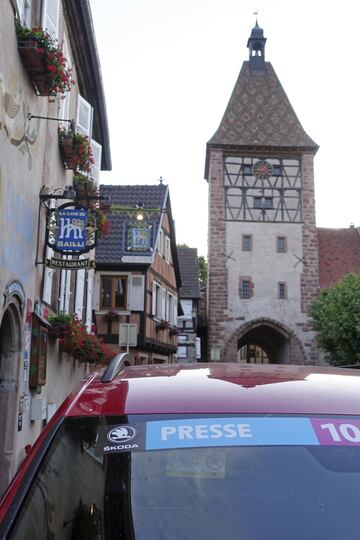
[161,287,166,320]
[93,272,100,310]
[75,264,85,320]
[42,0,59,39]
[90,139,102,184]
[152,282,157,316]
[85,270,94,330]
[76,95,93,137]
[130,275,145,311]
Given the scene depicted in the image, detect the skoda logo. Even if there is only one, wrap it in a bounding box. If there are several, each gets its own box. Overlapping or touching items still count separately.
[107,426,137,444]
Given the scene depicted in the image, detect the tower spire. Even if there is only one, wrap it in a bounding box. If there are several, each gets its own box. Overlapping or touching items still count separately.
[247,16,266,72]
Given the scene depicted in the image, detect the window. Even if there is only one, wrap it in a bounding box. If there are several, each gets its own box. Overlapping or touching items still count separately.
[254,197,262,209]
[272,164,282,176]
[165,236,171,262]
[239,277,253,299]
[18,0,32,26]
[100,275,127,310]
[264,197,273,209]
[254,197,273,209]
[152,282,165,319]
[277,237,287,253]
[278,282,287,300]
[158,230,164,256]
[242,164,252,175]
[242,235,252,252]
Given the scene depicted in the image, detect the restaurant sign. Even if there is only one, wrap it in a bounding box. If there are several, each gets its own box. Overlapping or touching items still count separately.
[46,258,95,270]
[46,204,97,254]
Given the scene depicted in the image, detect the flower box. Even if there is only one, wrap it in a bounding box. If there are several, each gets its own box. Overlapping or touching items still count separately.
[16,26,75,97]
[58,128,94,173]
[17,39,50,96]
[58,134,77,170]
[156,320,170,331]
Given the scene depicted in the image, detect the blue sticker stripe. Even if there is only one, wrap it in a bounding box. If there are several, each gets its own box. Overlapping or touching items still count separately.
[146,417,319,450]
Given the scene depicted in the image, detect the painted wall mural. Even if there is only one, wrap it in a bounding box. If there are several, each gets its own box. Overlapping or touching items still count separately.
[0,71,40,169]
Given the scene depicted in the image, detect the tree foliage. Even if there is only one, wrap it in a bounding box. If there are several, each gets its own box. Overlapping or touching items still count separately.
[310,273,360,365]
[198,255,207,284]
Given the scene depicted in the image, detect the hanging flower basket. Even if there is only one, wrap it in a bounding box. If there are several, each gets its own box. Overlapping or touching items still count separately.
[58,128,94,172]
[16,25,75,97]
[72,174,111,237]
[48,313,72,338]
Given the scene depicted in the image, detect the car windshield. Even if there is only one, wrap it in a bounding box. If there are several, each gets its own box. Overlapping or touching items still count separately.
[8,415,360,540]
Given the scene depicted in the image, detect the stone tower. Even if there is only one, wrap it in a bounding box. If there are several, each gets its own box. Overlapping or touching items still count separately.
[205,21,320,364]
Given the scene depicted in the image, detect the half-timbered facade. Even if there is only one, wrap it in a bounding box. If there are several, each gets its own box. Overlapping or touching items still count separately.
[95,184,181,364]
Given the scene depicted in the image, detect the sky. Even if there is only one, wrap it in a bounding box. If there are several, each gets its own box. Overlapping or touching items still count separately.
[89,0,360,257]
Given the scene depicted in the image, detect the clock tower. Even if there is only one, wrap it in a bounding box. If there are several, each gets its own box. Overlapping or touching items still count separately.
[205,21,320,364]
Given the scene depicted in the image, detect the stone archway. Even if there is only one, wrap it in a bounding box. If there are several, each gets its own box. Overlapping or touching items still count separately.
[222,318,306,364]
[0,302,22,496]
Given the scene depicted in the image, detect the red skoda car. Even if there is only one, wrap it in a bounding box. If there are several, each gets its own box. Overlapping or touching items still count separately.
[2,358,360,539]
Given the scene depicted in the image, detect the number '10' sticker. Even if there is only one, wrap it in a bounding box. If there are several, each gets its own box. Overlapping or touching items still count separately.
[311,419,360,446]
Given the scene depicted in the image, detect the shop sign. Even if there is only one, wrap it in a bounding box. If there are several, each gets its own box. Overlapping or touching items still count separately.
[46,258,95,270]
[56,207,87,251]
[3,279,26,309]
[46,204,97,255]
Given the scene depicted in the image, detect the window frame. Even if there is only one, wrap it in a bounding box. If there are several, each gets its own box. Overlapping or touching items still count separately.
[276,236,287,253]
[278,281,287,300]
[242,235,253,252]
[100,274,128,310]
[239,277,253,299]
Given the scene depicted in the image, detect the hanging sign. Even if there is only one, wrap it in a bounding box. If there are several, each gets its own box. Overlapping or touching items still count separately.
[45,258,95,270]
[45,203,97,254]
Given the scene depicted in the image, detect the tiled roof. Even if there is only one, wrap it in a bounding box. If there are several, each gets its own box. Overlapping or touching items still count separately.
[205,62,318,178]
[177,247,201,298]
[95,184,168,265]
[318,227,360,289]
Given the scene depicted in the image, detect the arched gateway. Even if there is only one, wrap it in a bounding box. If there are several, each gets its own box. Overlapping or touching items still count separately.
[0,301,22,495]
[222,319,306,365]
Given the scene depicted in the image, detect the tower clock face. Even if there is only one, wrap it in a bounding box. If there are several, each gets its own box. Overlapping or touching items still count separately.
[253,160,273,179]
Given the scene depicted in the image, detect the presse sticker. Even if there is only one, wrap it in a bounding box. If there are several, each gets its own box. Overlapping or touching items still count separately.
[100,417,360,454]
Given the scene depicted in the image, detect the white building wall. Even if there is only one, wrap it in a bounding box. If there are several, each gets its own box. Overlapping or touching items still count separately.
[225,221,308,333]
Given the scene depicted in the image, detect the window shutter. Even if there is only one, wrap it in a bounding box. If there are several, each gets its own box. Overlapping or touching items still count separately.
[59,36,71,115]
[85,270,94,330]
[90,139,102,184]
[130,275,145,311]
[76,95,93,138]
[75,268,85,320]
[42,0,59,39]
[59,269,71,313]
[152,282,157,316]
[173,298,178,326]
[93,272,100,310]
[161,287,166,320]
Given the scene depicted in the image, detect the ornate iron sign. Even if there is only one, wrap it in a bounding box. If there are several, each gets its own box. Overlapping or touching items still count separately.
[45,203,98,254]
